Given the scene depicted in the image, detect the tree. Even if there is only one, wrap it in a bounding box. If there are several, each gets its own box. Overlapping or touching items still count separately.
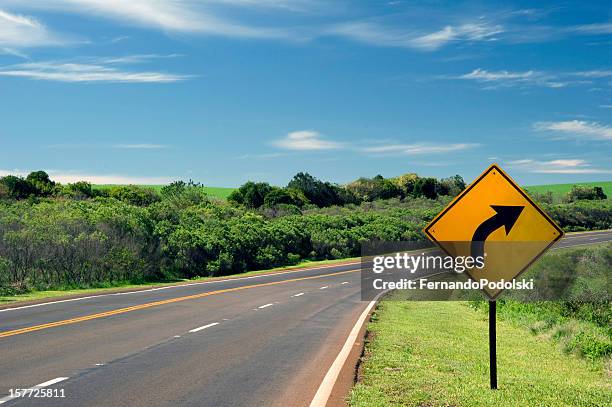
[109,185,161,206]
[287,172,349,207]
[228,181,273,208]
[437,174,466,196]
[413,177,438,199]
[566,185,607,202]
[346,175,401,201]
[263,187,308,207]
[62,181,94,199]
[0,175,36,199]
[392,173,419,196]
[160,180,208,206]
[26,171,56,197]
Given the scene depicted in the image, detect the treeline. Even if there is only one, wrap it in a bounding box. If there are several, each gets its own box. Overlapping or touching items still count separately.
[227,172,465,209]
[0,171,610,295]
[0,182,440,294]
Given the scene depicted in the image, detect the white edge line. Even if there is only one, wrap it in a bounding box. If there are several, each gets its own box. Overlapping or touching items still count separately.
[320,286,329,289]
[0,377,68,404]
[0,262,361,313]
[308,294,382,407]
[309,271,448,407]
[188,322,219,333]
[258,303,274,309]
[36,377,69,387]
[293,293,305,297]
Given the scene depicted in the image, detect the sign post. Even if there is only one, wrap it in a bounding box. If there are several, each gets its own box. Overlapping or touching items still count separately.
[489,300,497,390]
[423,164,565,389]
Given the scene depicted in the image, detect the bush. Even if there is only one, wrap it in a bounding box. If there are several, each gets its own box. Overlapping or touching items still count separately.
[566,185,607,202]
[108,185,160,206]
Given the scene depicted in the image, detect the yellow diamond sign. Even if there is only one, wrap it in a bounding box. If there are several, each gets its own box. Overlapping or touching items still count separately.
[423,164,564,298]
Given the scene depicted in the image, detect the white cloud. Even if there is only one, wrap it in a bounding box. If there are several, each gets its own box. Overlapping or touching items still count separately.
[410,23,503,50]
[0,61,190,83]
[534,120,612,140]
[99,54,183,64]
[273,130,343,150]
[569,22,612,35]
[7,0,292,39]
[457,68,567,88]
[362,142,478,155]
[0,9,69,48]
[571,70,612,78]
[507,159,612,174]
[0,169,176,184]
[329,21,502,51]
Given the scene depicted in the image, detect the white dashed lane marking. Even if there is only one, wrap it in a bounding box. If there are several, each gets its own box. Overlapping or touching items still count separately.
[188,322,219,333]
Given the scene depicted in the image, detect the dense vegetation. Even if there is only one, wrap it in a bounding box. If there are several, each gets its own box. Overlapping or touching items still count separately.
[0,171,610,295]
[473,244,611,363]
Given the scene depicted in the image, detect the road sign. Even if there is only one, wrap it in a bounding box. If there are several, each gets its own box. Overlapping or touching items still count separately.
[423,163,565,390]
[423,163,564,299]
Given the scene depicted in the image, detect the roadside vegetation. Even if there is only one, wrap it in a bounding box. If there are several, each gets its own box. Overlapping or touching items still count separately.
[0,171,610,296]
[350,244,611,406]
[350,301,610,407]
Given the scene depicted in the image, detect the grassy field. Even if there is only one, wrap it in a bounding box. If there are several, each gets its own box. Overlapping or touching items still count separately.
[350,299,611,406]
[93,184,236,200]
[525,181,612,198]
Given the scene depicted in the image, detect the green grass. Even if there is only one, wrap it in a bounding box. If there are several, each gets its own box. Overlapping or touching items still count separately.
[350,299,611,406]
[92,184,236,200]
[0,256,359,305]
[525,181,612,199]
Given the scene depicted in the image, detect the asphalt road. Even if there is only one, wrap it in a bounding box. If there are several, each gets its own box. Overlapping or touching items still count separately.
[0,230,610,406]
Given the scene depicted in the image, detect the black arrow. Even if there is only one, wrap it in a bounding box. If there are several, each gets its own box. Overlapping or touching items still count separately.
[471,205,524,258]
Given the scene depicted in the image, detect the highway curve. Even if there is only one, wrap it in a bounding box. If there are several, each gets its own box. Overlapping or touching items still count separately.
[0,230,610,406]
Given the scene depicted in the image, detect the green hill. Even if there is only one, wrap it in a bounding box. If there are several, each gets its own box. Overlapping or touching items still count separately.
[93,184,236,200]
[524,181,611,198]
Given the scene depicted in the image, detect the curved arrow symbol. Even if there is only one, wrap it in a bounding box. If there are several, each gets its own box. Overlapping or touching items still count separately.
[471,205,524,258]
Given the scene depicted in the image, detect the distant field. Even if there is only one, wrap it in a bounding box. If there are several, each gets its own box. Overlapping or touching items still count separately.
[524,181,612,198]
[93,184,236,200]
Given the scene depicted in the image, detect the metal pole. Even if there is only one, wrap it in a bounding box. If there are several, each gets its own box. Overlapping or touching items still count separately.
[489,300,497,389]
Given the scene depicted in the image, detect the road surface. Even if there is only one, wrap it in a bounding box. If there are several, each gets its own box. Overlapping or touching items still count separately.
[0,230,610,406]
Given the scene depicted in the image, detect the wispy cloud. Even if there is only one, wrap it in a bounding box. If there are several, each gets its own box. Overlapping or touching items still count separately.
[8,0,293,39]
[571,70,612,78]
[273,130,344,151]
[451,68,612,89]
[329,20,502,51]
[99,54,183,64]
[361,142,478,155]
[569,22,612,35]
[534,120,612,140]
[507,159,612,174]
[456,68,567,88]
[112,144,169,149]
[0,60,190,83]
[0,9,71,48]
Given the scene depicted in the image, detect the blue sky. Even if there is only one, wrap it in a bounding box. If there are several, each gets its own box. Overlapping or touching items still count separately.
[0,0,610,187]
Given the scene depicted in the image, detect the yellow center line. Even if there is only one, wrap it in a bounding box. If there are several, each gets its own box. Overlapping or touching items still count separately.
[0,269,360,339]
